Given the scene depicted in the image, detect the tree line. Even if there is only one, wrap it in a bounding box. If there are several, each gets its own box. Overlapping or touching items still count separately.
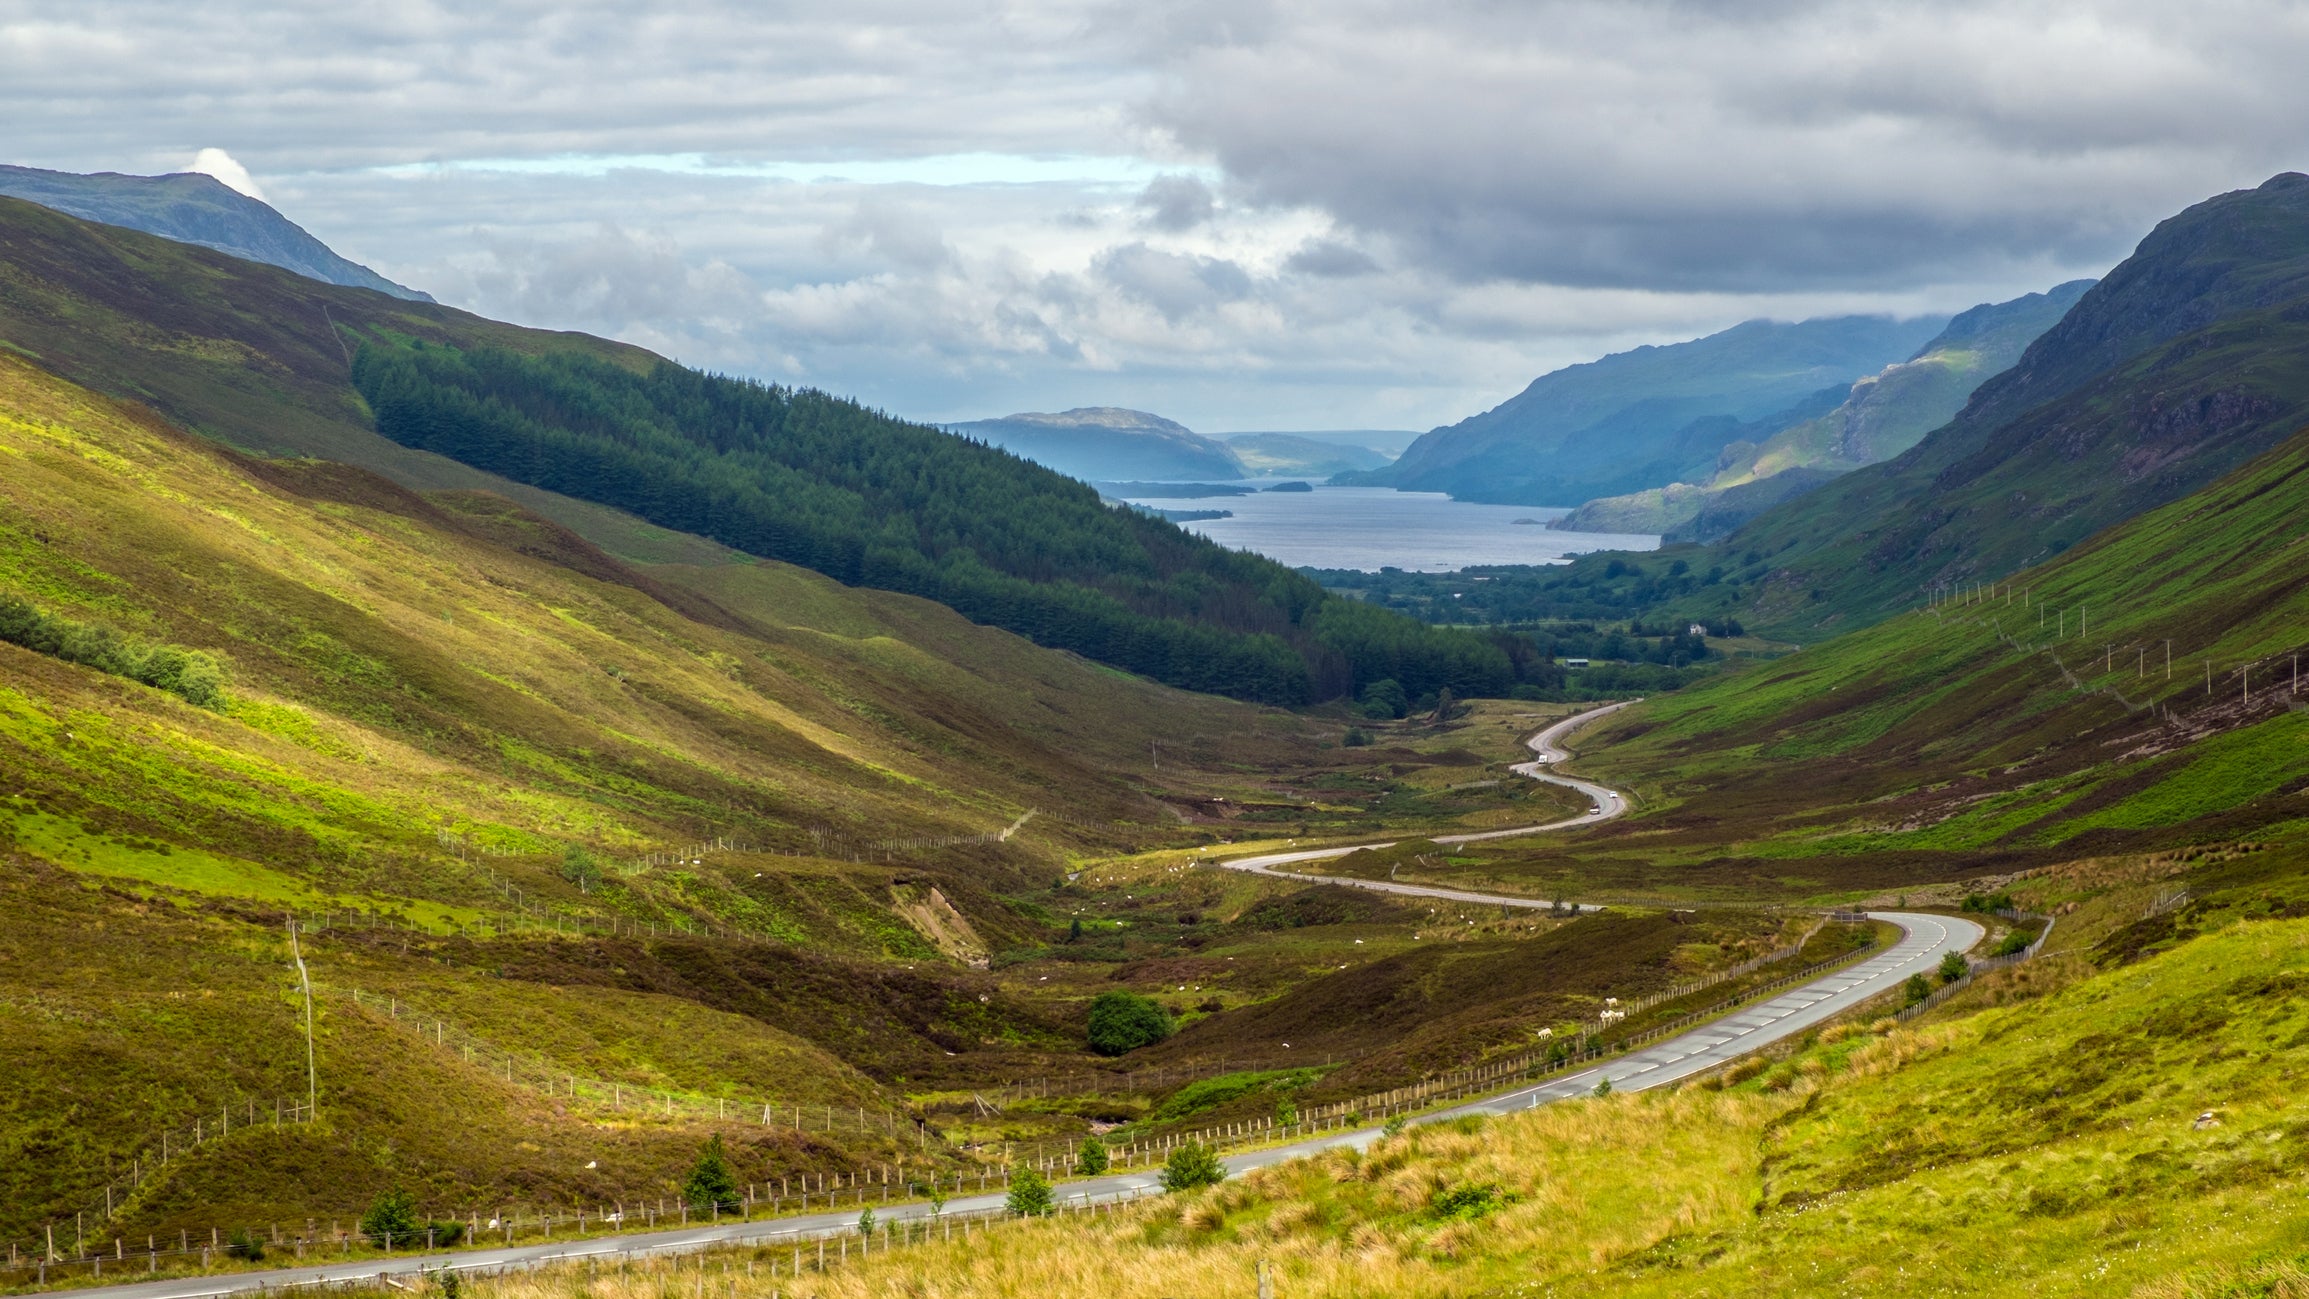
[351,340,1508,704]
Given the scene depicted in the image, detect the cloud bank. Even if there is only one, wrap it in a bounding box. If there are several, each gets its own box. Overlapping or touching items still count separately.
[3,0,2305,429]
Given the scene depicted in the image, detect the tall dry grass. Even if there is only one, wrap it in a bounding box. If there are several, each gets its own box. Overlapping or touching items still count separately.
[451,1089,1785,1299]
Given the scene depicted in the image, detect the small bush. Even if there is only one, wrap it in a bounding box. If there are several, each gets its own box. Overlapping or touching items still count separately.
[1344,727,1372,747]
[1904,973,1933,1006]
[225,1229,265,1262]
[1006,1167,1054,1217]
[1938,951,1970,985]
[1382,1116,1408,1139]
[1074,1136,1110,1176]
[1160,1141,1226,1193]
[1087,991,1173,1056]
[360,1190,421,1249]
[1961,892,2016,914]
[1592,1076,1613,1098]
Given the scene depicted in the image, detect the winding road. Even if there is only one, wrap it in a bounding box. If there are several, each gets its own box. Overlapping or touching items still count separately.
[1206,701,1634,908]
[59,704,1983,1299]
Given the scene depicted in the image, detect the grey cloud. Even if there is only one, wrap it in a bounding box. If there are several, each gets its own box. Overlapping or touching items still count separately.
[14,0,2307,432]
[1136,174,1216,231]
[1285,239,1380,278]
[1139,0,2309,291]
[1094,243,1253,319]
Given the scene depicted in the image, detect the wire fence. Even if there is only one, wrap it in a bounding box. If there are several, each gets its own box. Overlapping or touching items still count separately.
[0,1182,1168,1294]
[1896,911,2057,1022]
[336,984,925,1144]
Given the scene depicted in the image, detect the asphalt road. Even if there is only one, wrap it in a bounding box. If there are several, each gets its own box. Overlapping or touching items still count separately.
[1203,700,1633,909]
[60,703,1983,1299]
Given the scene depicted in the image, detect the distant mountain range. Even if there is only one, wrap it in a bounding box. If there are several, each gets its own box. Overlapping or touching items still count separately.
[1554,280,2095,539]
[1705,171,2309,636]
[0,163,432,301]
[945,407,1247,482]
[1349,314,1950,505]
[945,409,1408,483]
[1220,432,1397,477]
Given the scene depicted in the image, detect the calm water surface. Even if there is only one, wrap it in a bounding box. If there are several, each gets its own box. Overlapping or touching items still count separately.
[1126,485,1658,572]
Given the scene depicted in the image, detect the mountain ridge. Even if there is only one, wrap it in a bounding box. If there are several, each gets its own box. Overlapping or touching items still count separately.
[945,406,1248,482]
[1356,313,1949,505]
[0,163,432,301]
[1706,172,2309,639]
[1553,280,2094,539]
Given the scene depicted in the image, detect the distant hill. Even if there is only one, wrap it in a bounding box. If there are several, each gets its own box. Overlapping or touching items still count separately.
[1554,281,2094,539]
[1707,172,2309,638]
[0,163,432,301]
[1220,432,1397,477]
[1353,314,1948,505]
[945,407,1246,481]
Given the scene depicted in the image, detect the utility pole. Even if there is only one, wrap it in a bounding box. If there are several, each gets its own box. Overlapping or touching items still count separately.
[289,918,317,1120]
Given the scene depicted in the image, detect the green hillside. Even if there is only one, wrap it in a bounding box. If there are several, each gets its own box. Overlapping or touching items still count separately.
[1397,422,2309,910]
[0,195,1517,706]
[1715,173,2309,640]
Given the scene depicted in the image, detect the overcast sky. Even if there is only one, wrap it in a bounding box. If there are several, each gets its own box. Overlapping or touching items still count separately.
[5,0,2306,431]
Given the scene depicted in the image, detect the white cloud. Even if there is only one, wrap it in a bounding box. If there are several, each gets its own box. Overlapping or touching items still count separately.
[186,146,264,199]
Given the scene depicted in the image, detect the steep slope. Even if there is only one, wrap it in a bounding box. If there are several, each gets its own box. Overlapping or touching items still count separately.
[0,164,431,301]
[1535,421,2309,897]
[1555,281,2094,539]
[1716,172,2309,639]
[945,407,1247,481]
[1360,314,1946,505]
[0,196,1519,706]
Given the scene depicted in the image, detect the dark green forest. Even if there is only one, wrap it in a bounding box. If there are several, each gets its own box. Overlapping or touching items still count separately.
[351,340,1517,705]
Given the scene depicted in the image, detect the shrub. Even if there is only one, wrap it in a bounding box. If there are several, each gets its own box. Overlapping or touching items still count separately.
[1961,891,2016,914]
[1074,1136,1110,1176]
[1343,727,1372,747]
[1006,1167,1054,1217]
[1160,1141,1226,1193]
[360,1190,421,1249]
[560,846,603,893]
[857,1208,876,1236]
[682,1134,742,1215]
[1591,1076,1613,1098]
[1382,1116,1407,1139]
[225,1229,265,1261]
[1429,1182,1502,1221]
[0,594,224,707]
[1939,951,1970,985]
[1086,991,1173,1056]
[1903,973,1933,1006]
[1994,930,2034,957]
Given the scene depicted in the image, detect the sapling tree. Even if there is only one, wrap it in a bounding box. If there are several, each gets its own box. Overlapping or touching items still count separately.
[1160,1141,1226,1192]
[1074,1136,1110,1176]
[1006,1167,1054,1217]
[683,1135,741,1216]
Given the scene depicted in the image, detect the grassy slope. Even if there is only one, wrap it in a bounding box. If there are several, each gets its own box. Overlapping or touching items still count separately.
[508,868,2309,1297]
[1423,425,2309,905]
[0,346,1354,1242]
